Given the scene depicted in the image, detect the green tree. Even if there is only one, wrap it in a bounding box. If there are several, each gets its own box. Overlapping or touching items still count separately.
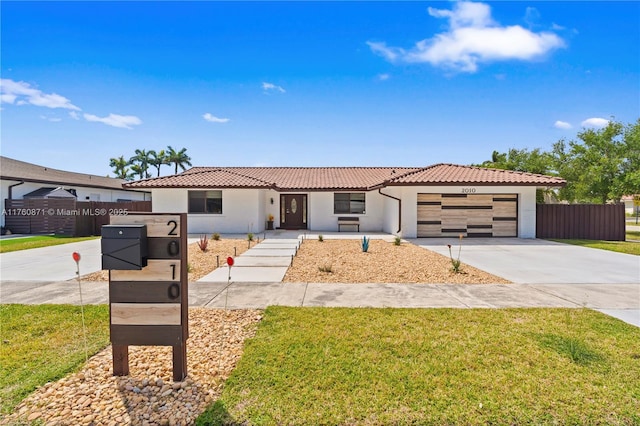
[149,149,168,177]
[109,156,133,180]
[129,149,152,179]
[166,146,192,174]
[478,148,552,175]
[552,120,639,203]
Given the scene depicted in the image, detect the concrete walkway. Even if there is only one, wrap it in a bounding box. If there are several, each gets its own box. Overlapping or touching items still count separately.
[197,238,302,282]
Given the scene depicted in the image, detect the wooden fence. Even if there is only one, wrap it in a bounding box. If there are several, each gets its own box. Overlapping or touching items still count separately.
[3,199,152,236]
[536,203,625,241]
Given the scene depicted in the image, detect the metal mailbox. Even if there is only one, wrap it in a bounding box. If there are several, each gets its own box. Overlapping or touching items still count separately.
[101,224,149,270]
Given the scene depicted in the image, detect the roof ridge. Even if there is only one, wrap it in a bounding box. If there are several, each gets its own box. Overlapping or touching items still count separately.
[385,164,442,183]
[462,163,564,179]
[218,168,276,187]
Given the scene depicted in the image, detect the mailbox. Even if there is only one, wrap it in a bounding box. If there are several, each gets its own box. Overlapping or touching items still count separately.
[101,224,148,270]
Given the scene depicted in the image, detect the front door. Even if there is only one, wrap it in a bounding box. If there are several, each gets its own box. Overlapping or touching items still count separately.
[280,194,307,229]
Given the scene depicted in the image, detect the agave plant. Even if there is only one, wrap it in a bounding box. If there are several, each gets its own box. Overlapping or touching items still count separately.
[361,236,370,253]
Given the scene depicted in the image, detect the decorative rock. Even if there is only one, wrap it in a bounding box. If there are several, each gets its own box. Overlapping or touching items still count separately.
[1,309,262,426]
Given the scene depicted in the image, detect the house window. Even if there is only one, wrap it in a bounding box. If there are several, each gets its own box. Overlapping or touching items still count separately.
[334,193,365,214]
[188,190,222,214]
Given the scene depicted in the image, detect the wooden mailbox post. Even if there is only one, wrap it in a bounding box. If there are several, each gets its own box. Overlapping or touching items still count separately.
[102,213,188,382]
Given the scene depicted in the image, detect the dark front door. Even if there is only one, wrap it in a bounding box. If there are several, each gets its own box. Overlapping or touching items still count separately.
[280,194,307,229]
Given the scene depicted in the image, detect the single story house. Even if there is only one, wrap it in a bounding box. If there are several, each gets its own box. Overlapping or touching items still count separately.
[124,164,565,238]
[1,156,150,228]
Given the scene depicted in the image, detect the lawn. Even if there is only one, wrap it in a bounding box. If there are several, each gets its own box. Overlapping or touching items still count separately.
[0,235,99,253]
[551,238,640,256]
[0,304,109,415]
[200,307,640,425]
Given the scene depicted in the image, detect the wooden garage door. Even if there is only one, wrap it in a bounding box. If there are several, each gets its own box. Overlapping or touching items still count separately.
[417,193,517,237]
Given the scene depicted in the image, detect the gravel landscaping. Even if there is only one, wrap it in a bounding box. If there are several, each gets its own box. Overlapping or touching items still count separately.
[284,239,510,284]
[1,308,261,426]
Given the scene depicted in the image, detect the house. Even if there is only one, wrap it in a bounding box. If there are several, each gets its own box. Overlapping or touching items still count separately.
[1,156,150,228]
[621,195,639,216]
[124,164,565,238]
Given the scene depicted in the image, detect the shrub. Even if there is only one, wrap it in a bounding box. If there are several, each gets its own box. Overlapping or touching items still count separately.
[447,234,464,273]
[361,236,370,253]
[318,263,333,273]
[318,234,324,242]
[247,233,254,242]
[211,233,221,241]
[393,236,401,246]
[198,235,209,252]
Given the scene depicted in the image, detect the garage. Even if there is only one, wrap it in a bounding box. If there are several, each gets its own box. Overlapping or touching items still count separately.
[417,193,518,237]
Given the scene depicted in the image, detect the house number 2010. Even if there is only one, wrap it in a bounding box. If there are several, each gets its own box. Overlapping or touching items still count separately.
[461,188,476,194]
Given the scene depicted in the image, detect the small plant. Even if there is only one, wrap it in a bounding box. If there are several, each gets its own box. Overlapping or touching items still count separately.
[211,232,221,241]
[318,263,333,273]
[267,214,274,222]
[197,235,209,252]
[187,262,193,273]
[393,236,402,246]
[247,232,254,242]
[361,236,370,253]
[447,234,464,273]
[318,234,324,242]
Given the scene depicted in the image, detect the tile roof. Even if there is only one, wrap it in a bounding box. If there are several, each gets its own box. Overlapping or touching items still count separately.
[385,164,567,186]
[0,156,147,192]
[125,164,565,190]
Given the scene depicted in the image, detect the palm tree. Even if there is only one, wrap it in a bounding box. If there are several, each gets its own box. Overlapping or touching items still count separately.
[109,156,134,180]
[149,149,168,177]
[166,146,192,174]
[129,149,152,179]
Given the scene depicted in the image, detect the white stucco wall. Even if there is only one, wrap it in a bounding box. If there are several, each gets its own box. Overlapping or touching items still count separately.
[152,188,266,234]
[303,191,385,232]
[398,185,538,238]
[150,185,538,237]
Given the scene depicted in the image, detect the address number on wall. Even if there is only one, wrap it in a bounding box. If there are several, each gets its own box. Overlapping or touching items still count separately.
[461,188,477,194]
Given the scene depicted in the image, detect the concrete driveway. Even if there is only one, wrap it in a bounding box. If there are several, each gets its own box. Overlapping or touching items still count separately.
[411,238,640,284]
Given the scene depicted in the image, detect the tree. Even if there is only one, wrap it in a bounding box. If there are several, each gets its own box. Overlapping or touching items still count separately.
[149,149,168,177]
[109,156,134,180]
[129,149,152,179]
[552,120,639,203]
[166,146,192,174]
[478,148,552,175]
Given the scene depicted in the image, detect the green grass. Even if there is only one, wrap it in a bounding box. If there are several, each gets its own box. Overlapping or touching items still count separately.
[627,230,640,240]
[551,238,640,255]
[0,235,98,253]
[0,304,109,415]
[199,307,640,425]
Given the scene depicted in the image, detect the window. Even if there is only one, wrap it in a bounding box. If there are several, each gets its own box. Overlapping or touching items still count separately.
[334,193,365,214]
[188,190,222,214]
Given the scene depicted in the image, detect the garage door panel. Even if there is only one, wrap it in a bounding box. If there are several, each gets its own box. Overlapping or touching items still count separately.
[417,193,518,238]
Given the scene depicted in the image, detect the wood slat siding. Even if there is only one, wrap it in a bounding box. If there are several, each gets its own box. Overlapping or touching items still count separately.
[417,193,518,237]
[3,199,151,236]
[536,204,625,241]
[111,303,181,325]
[110,259,180,282]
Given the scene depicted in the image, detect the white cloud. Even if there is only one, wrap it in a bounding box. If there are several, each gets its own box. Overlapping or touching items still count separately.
[554,120,572,129]
[203,113,230,123]
[84,113,142,129]
[69,111,80,120]
[377,73,391,81]
[368,1,565,73]
[0,78,80,110]
[262,82,286,93]
[581,117,609,128]
[40,115,62,122]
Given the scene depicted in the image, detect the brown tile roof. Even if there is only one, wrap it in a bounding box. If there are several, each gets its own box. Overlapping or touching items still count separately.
[124,164,565,190]
[385,164,567,186]
[0,156,147,192]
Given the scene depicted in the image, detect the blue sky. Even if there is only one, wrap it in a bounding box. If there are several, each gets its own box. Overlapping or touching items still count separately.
[1,1,638,178]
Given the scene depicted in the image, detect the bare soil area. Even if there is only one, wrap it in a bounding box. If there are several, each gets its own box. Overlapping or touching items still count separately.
[283,239,510,284]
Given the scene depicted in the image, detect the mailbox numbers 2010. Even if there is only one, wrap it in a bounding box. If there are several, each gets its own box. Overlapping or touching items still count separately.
[167,220,178,235]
